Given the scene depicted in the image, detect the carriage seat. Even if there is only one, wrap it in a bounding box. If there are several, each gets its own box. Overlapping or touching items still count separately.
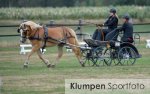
[84,39,108,47]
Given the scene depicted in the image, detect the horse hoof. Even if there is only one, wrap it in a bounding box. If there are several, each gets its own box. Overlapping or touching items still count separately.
[47,64,55,68]
[81,64,85,67]
[23,65,28,68]
[51,65,55,68]
[47,64,51,68]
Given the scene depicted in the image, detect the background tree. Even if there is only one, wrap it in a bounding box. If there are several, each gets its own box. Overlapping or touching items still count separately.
[0,0,149,7]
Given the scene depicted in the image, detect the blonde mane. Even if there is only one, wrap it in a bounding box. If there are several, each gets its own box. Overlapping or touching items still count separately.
[21,21,42,30]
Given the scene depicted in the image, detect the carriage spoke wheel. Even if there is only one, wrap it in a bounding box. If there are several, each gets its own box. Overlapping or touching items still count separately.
[111,58,120,66]
[81,49,95,67]
[104,48,120,66]
[118,46,136,66]
[104,48,112,66]
[111,49,120,66]
[92,47,103,67]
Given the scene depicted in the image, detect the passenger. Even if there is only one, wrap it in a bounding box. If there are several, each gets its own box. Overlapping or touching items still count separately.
[105,14,133,43]
[92,8,118,41]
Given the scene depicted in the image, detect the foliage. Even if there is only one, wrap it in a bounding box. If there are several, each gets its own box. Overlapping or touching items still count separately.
[0,0,150,7]
[0,6,150,20]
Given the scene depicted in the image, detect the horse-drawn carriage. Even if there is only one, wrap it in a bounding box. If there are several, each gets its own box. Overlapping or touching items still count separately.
[79,29,141,67]
[18,21,141,68]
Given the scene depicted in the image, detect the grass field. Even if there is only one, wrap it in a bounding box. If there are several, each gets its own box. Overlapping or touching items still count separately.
[0,42,150,94]
[0,21,150,94]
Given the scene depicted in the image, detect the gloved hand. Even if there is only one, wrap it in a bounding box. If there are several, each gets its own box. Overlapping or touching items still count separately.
[96,24,103,27]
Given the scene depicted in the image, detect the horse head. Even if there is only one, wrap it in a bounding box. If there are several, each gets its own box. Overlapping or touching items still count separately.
[17,21,42,43]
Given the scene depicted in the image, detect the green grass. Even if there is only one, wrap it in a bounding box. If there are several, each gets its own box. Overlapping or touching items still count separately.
[0,41,150,94]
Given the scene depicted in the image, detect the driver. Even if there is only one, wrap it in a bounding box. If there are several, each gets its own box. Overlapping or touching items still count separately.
[92,8,118,41]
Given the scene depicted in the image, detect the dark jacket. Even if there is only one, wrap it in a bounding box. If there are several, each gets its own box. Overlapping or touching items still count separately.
[104,15,118,30]
[120,22,133,42]
[105,21,133,42]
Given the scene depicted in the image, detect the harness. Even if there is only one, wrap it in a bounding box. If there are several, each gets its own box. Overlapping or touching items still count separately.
[28,29,42,41]
[28,26,75,52]
[41,26,48,51]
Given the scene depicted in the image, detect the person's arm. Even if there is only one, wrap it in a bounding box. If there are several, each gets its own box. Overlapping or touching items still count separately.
[105,17,118,26]
[116,23,126,31]
[104,16,111,26]
[104,19,109,25]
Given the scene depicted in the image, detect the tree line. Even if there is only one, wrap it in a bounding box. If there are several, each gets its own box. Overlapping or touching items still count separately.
[0,0,149,7]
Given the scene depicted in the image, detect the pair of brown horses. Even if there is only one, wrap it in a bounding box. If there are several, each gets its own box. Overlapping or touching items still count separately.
[18,21,84,68]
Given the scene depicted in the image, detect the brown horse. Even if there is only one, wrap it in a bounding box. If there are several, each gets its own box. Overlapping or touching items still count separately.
[18,21,84,68]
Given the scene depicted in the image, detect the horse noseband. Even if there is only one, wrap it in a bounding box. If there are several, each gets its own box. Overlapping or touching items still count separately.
[17,29,20,33]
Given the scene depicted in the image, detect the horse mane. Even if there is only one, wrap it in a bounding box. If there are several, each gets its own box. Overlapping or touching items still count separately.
[21,21,42,30]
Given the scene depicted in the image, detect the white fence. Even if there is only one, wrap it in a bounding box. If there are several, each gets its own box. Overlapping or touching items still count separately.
[20,44,46,54]
[146,39,150,48]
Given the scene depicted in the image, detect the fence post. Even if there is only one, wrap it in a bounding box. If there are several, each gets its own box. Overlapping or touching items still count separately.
[79,19,82,33]
[49,20,54,26]
[79,19,83,40]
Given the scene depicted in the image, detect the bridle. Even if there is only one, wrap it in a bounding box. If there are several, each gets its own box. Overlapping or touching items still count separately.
[17,26,30,43]
[18,28,27,37]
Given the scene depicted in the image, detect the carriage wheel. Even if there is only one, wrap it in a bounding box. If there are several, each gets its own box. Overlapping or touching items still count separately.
[103,48,112,66]
[118,46,136,65]
[104,48,120,66]
[110,48,121,66]
[92,47,104,66]
[111,58,120,66]
[81,49,96,67]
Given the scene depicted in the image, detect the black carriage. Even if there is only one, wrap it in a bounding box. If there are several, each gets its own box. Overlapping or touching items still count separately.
[80,38,141,67]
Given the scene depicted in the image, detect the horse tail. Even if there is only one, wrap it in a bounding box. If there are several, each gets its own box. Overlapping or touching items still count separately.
[65,27,83,66]
[66,27,79,46]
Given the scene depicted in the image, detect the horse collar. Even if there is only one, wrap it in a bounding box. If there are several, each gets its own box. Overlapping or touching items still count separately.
[42,26,49,52]
[43,26,49,39]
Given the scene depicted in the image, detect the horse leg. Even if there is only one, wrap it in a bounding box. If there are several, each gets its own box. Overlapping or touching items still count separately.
[37,49,51,68]
[53,46,63,67]
[24,50,35,68]
[71,46,84,67]
[23,45,40,68]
